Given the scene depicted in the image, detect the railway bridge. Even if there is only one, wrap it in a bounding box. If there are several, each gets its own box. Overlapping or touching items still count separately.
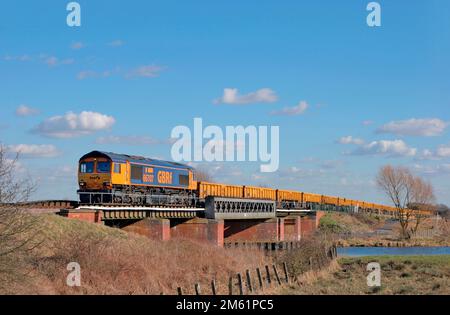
[58,196,325,246]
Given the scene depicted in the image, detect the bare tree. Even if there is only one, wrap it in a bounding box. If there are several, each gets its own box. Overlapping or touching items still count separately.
[376,165,435,239]
[408,177,436,234]
[0,145,38,291]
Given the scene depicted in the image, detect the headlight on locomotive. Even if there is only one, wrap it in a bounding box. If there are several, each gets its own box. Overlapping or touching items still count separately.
[79,181,86,187]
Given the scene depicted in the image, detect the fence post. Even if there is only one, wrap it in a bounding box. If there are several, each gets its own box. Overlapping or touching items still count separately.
[195,283,201,295]
[246,269,253,293]
[309,257,313,271]
[228,276,233,295]
[237,273,244,295]
[177,287,183,295]
[211,280,217,295]
[265,265,271,286]
[283,262,289,283]
[256,268,264,291]
[273,265,282,286]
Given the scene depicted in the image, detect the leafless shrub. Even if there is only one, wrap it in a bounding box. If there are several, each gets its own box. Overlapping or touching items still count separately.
[278,233,334,279]
[0,145,40,292]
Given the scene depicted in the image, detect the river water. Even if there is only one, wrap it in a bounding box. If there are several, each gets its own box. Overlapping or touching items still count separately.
[337,246,450,257]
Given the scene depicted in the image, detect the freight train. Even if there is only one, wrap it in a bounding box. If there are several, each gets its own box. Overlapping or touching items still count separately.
[77,151,433,217]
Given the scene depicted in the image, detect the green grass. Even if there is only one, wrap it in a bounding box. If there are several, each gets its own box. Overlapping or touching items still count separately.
[37,213,128,239]
[338,255,450,265]
[319,213,351,234]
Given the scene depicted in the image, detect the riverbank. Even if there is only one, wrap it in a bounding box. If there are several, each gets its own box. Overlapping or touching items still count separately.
[338,246,450,256]
[279,255,450,295]
[337,237,450,247]
[319,211,450,247]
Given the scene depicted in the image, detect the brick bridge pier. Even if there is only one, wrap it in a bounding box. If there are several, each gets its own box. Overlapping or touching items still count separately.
[60,207,326,247]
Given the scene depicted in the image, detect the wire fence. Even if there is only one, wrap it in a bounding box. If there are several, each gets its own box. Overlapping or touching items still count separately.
[173,245,338,295]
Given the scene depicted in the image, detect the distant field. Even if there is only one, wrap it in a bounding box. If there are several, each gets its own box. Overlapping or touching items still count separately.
[280,255,450,295]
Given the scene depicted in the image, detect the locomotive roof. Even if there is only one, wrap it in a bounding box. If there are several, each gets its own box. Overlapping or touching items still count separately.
[80,151,193,169]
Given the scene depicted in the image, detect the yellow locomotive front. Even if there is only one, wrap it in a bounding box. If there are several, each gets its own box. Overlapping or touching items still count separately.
[78,154,113,203]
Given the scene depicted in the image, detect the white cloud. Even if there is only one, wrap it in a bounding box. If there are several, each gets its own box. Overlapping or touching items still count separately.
[125,65,164,78]
[417,144,450,160]
[319,160,344,170]
[412,163,450,176]
[418,149,436,160]
[362,120,374,126]
[77,70,98,80]
[71,42,84,50]
[338,136,365,145]
[436,145,450,158]
[7,144,61,158]
[32,111,115,138]
[15,105,40,117]
[96,135,169,146]
[44,56,75,67]
[377,118,448,137]
[108,40,124,47]
[77,69,117,80]
[270,101,308,116]
[353,139,417,157]
[78,65,161,80]
[3,54,31,61]
[214,88,278,105]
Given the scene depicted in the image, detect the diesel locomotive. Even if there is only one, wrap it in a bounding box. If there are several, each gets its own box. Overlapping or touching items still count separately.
[78,151,197,205]
[77,151,433,216]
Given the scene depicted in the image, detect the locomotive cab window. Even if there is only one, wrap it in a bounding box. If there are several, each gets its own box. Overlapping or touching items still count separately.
[114,163,122,174]
[179,174,189,186]
[80,161,94,173]
[97,162,111,173]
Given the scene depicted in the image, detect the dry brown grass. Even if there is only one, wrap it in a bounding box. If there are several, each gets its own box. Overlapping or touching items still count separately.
[2,214,272,295]
[319,211,382,235]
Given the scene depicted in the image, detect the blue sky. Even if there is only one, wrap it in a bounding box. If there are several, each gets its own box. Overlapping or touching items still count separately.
[0,0,449,204]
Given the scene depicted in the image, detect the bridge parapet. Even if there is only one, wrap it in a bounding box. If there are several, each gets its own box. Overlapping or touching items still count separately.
[205,196,276,220]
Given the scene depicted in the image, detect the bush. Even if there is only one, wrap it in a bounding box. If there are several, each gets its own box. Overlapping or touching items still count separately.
[277,234,333,278]
[319,214,350,234]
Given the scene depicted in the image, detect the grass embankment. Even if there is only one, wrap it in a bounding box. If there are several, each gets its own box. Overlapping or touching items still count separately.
[279,255,450,295]
[319,212,382,235]
[2,214,271,295]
